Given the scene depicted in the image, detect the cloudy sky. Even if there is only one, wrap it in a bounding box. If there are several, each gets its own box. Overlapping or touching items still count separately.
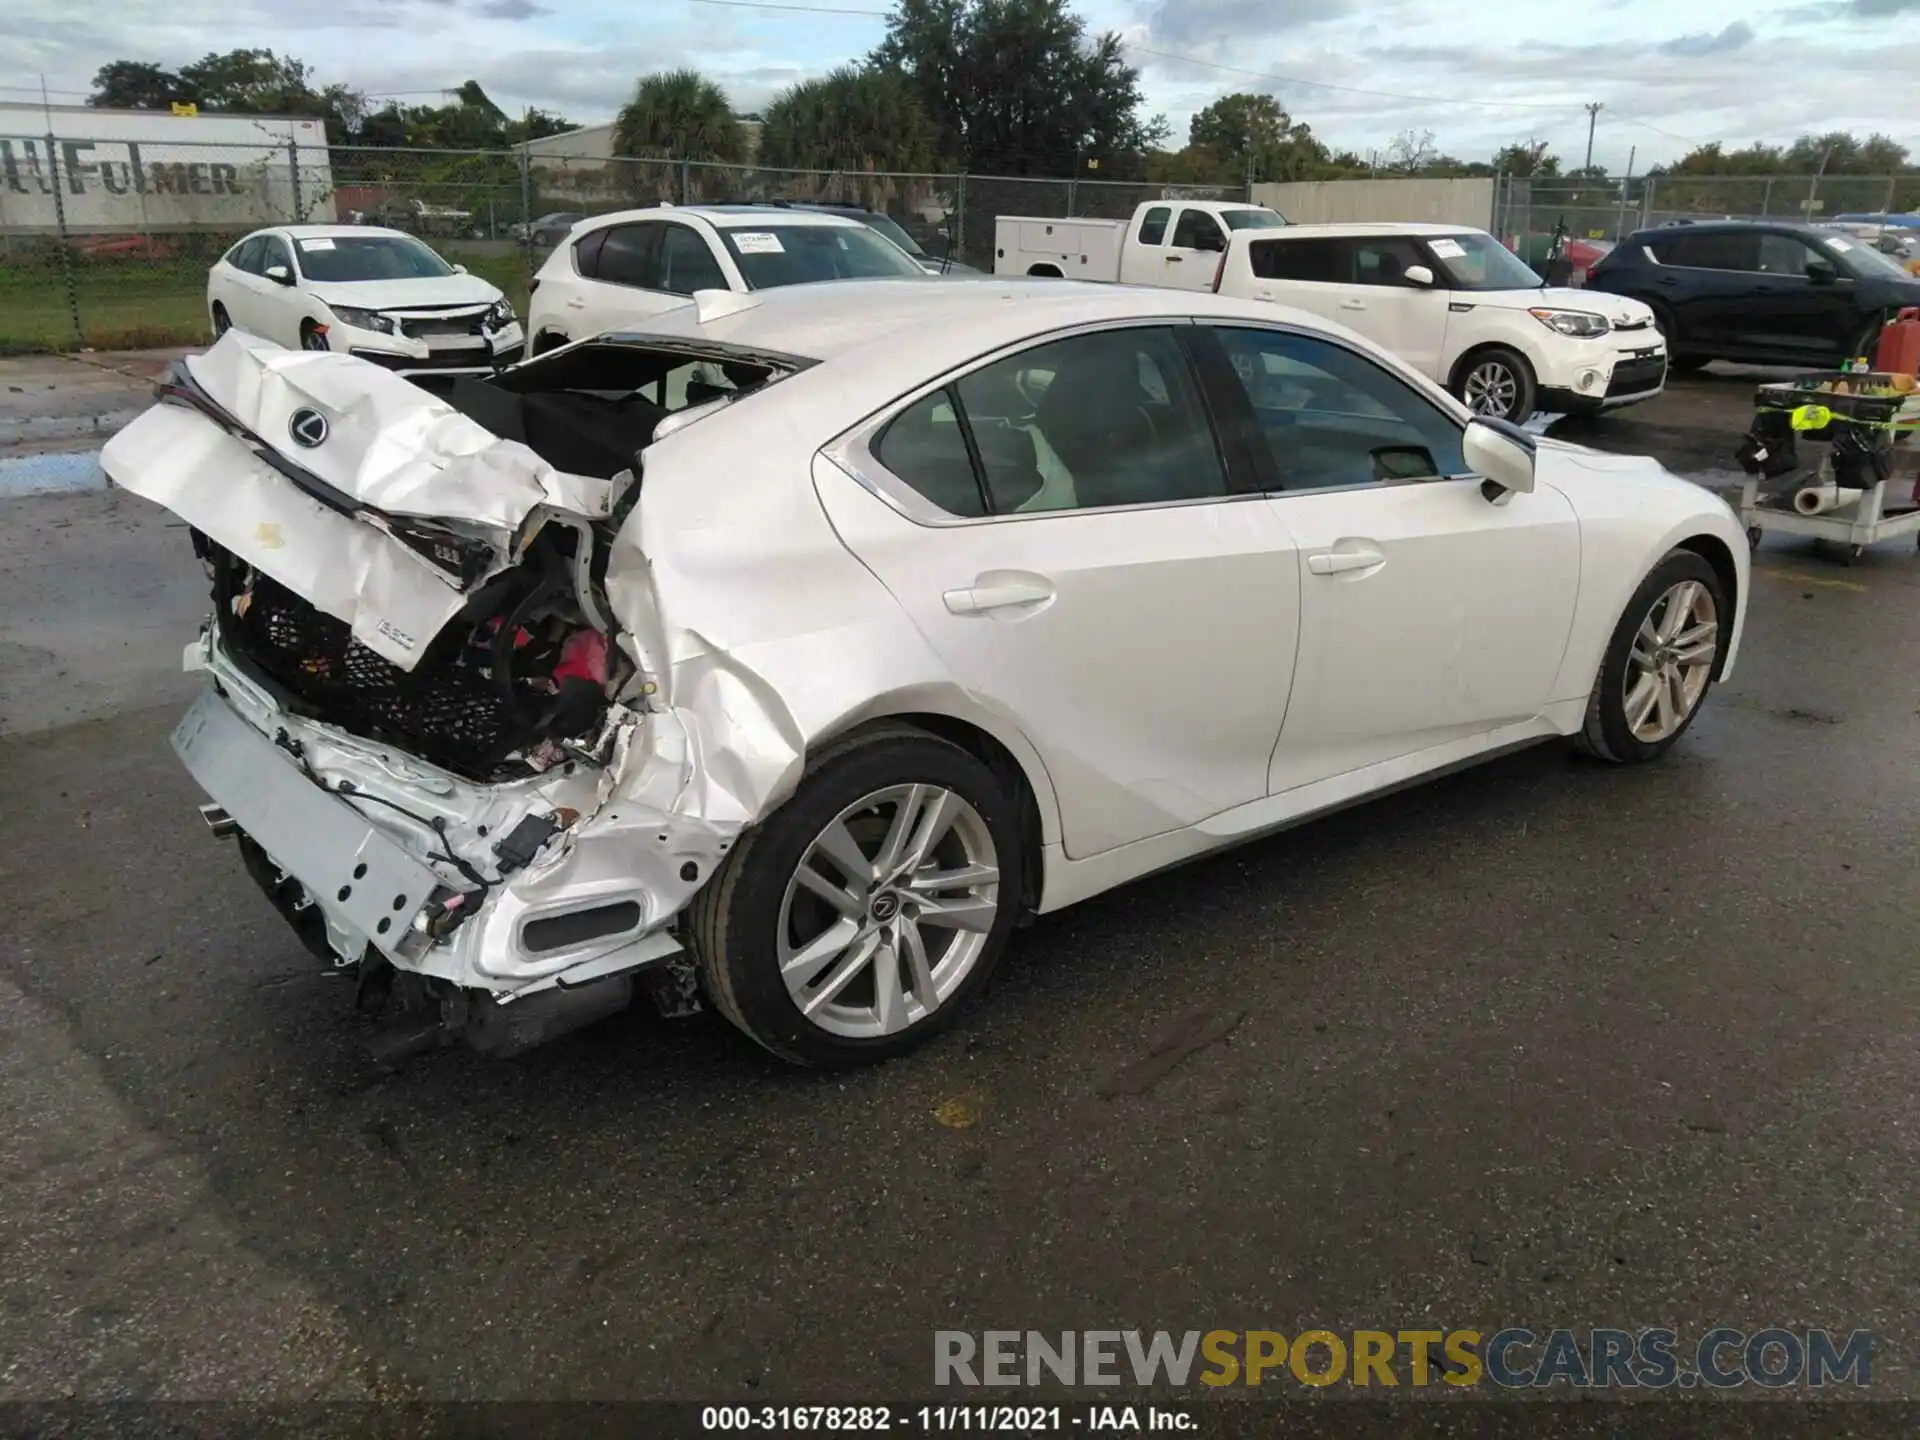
[6,0,1919,170]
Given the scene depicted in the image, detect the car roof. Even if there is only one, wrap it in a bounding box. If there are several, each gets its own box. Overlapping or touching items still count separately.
[1627,218,1834,240]
[576,205,865,234]
[611,279,1444,448]
[1239,221,1485,238]
[258,224,415,241]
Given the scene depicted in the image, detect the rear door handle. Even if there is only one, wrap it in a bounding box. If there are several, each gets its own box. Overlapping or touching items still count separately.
[1307,546,1385,575]
[943,579,1055,614]
[1338,298,1367,310]
[565,296,587,309]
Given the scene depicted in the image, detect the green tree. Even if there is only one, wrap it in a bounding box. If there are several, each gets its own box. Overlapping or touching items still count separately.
[88,61,186,110]
[759,67,934,173]
[613,68,747,162]
[1492,140,1560,178]
[1187,92,1327,182]
[872,0,1164,174]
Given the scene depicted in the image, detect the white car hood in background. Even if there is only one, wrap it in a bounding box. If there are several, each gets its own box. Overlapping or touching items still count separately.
[304,272,502,311]
[1470,286,1655,327]
[100,331,614,668]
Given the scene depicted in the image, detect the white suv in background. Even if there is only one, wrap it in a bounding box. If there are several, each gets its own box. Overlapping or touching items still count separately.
[526,205,932,353]
[1213,222,1666,423]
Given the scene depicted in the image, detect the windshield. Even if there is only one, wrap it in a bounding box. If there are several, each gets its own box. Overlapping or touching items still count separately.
[1826,234,1914,280]
[295,234,455,283]
[719,225,926,288]
[1222,209,1287,231]
[1426,232,1544,291]
[857,213,927,256]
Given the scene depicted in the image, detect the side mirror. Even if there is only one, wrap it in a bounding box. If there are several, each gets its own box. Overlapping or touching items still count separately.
[264,264,293,285]
[453,263,468,274]
[1806,261,1837,286]
[1403,264,1435,287]
[1464,416,1536,497]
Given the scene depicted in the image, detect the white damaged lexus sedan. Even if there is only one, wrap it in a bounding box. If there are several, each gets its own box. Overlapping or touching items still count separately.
[103,280,1747,1066]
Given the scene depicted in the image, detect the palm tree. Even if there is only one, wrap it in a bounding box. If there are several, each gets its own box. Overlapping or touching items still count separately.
[612,69,747,163]
[759,67,933,175]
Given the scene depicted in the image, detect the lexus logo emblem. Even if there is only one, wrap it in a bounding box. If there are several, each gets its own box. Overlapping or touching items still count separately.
[288,408,328,448]
[870,892,900,922]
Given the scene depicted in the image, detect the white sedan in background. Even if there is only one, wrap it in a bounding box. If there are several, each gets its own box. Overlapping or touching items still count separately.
[207,225,525,379]
[106,280,1745,1067]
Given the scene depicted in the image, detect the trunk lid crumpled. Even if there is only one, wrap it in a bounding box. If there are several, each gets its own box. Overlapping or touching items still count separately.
[102,331,809,989]
[103,330,616,670]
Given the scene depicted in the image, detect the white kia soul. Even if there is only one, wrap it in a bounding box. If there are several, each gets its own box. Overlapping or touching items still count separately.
[1214,222,1666,423]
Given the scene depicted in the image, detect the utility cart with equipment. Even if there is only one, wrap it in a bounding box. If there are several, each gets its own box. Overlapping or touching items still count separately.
[1736,368,1920,564]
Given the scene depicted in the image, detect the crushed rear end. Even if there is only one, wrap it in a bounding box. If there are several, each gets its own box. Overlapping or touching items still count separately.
[106,329,808,1055]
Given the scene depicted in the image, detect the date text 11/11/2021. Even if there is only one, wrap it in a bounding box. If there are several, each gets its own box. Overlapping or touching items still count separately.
[701,1406,1194,1432]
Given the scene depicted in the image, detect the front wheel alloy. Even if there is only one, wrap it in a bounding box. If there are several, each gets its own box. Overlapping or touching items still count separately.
[689,727,1025,1066]
[1457,346,1536,423]
[1577,549,1728,763]
[1623,579,1717,743]
[778,784,1000,1039]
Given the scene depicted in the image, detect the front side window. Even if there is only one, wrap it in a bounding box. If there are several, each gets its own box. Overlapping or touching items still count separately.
[260,236,295,276]
[230,236,267,274]
[1171,209,1226,252]
[1758,233,1823,276]
[1249,237,1345,283]
[719,225,925,288]
[1424,232,1543,291]
[1208,327,1466,491]
[658,224,728,294]
[595,223,663,289]
[1137,206,1171,246]
[1351,237,1429,287]
[292,234,454,283]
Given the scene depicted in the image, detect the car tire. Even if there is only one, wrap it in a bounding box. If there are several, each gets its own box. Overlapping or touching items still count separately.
[531,330,569,357]
[211,302,231,337]
[688,725,1025,1067]
[1667,355,1711,374]
[1574,549,1727,765]
[1455,346,1537,423]
[300,321,329,352]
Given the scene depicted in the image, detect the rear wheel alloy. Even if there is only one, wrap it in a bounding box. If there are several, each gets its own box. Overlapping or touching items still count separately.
[690,728,1023,1066]
[1576,550,1727,763]
[1458,347,1536,423]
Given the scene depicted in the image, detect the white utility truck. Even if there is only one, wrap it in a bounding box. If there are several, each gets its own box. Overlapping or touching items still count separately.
[993,199,1285,290]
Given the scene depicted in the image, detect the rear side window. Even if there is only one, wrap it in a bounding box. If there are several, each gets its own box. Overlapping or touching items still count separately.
[572,226,611,278]
[874,390,987,518]
[596,224,662,288]
[1651,230,1760,271]
[1137,206,1171,246]
[1249,237,1346,283]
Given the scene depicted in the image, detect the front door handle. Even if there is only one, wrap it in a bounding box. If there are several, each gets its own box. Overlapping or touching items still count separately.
[1338,298,1367,310]
[943,578,1055,614]
[1307,545,1385,575]
[1165,254,1184,263]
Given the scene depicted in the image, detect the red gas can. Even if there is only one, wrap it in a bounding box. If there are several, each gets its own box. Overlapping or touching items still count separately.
[1874,306,1920,375]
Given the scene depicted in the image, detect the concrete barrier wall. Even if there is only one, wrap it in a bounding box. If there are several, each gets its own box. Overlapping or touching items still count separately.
[1252,178,1496,229]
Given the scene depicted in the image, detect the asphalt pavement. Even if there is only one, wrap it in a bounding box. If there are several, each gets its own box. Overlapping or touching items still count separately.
[3,370,1920,1411]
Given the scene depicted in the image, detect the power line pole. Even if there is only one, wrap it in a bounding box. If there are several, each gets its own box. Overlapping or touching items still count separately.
[1583,102,1602,172]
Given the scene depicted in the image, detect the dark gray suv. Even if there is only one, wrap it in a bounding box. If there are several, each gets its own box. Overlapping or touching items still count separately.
[1586,220,1920,370]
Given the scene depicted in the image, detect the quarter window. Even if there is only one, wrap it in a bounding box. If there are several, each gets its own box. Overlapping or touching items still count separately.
[874,390,987,518]
[1137,206,1171,246]
[1208,327,1466,491]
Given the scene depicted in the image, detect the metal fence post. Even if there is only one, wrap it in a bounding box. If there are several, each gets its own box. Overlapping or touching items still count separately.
[955,170,966,265]
[1884,173,1898,220]
[519,142,533,275]
[288,139,303,221]
[45,133,84,349]
[679,159,691,206]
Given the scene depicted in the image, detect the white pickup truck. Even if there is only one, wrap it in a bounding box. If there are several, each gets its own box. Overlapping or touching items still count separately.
[993,199,1286,290]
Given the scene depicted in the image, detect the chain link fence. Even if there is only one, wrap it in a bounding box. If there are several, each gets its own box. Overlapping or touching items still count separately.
[0,134,1261,353]
[1493,172,1920,255]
